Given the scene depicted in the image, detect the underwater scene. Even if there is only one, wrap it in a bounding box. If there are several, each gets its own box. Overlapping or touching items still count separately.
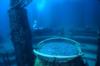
[0,0,100,66]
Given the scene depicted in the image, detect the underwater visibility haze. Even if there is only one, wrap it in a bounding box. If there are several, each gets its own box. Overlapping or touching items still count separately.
[0,0,100,66]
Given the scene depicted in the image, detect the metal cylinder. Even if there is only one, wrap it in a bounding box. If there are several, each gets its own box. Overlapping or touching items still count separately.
[33,37,86,66]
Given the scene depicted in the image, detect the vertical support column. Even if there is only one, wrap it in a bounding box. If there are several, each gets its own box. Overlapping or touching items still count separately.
[95,1,100,66]
[96,33,100,66]
[8,7,33,66]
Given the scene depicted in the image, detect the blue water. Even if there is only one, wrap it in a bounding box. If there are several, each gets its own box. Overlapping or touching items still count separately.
[0,0,100,66]
[0,0,100,38]
[22,0,100,31]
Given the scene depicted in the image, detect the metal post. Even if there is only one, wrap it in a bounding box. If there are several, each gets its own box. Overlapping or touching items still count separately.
[8,0,33,66]
[96,32,100,66]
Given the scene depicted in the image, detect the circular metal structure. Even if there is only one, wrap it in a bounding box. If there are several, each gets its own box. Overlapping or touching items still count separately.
[33,37,83,62]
